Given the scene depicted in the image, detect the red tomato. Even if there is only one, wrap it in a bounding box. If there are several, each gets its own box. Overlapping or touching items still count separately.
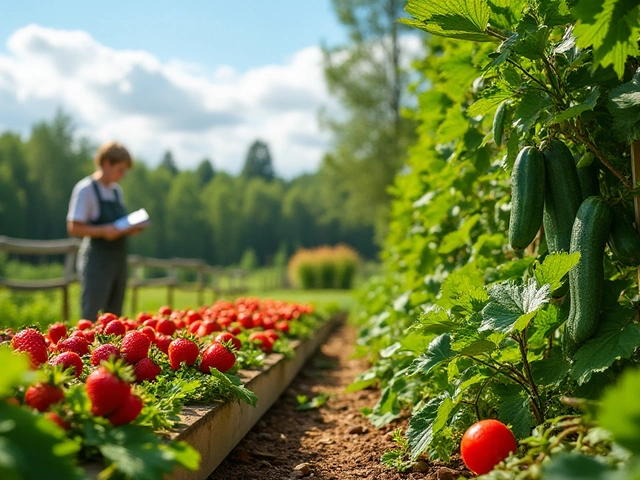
[461,419,517,475]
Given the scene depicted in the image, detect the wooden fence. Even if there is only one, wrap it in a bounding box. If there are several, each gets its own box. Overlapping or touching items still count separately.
[0,236,250,320]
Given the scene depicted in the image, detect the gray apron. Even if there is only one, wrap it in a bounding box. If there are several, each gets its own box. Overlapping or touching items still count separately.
[77,181,128,320]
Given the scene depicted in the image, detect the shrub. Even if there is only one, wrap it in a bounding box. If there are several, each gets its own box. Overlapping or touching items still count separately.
[288,245,360,290]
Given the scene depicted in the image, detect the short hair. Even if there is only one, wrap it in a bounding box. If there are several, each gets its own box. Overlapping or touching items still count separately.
[94,141,133,168]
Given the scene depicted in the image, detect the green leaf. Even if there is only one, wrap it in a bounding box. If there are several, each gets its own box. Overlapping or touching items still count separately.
[608,72,640,142]
[571,306,640,385]
[403,0,493,42]
[438,214,481,254]
[494,384,535,438]
[531,347,571,386]
[0,347,33,397]
[407,334,454,376]
[480,279,551,334]
[542,452,613,479]
[0,403,83,480]
[296,392,332,411]
[407,393,455,460]
[599,367,640,455]
[207,369,258,407]
[412,308,455,335]
[573,0,640,78]
[528,303,564,348]
[513,90,553,134]
[554,86,600,122]
[468,88,512,117]
[533,252,581,293]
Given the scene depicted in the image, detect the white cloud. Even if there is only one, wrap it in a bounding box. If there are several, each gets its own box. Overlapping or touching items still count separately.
[0,24,338,177]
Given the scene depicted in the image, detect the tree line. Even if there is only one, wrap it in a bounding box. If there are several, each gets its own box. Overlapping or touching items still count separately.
[0,112,376,266]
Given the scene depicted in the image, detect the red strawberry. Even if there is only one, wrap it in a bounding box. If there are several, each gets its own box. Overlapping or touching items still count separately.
[104,319,126,336]
[45,411,69,430]
[133,357,162,382]
[227,322,242,336]
[214,332,241,351]
[237,313,253,329]
[158,305,172,317]
[188,320,203,335]
[77,319,93,331]
[48,323,67,344]
[86,365,131,416]
[120,331,151,364]
[91,344,120,366]
[107,393,143,426]
[217,316,232,328]
[153,334,172,354]
[275,321,290,333]
[143,318,158,330]
[70,330,86,339]
[25,382,64,412]
[83,329,96,343]
[168,338,199,370]
[12,328,48,367]
[248,332,273,354]
[57,336,90,356]
[125,320,138,331]
[156,318,177,336]
[264,329,280,342]
[200,343,236,373]
[139,326,156,342]
[49,351,83,378]
[186,310,202,325]
[97,313,117,326]
[137,312,152,323]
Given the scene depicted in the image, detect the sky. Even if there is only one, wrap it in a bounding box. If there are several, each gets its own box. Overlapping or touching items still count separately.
[0,1,352,178]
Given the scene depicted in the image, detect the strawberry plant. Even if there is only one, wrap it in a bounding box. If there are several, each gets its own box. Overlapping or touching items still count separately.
[353,0,640,474]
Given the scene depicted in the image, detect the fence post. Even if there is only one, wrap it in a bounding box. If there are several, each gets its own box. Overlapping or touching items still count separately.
[197,265,204,306]
[168,263,176,308]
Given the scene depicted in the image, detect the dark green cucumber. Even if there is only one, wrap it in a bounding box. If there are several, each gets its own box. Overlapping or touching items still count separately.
[509,146,545,250]
[493,102,507,147]
[564,196,612,359]
[542,140,583,253]
[575,153,600,201]
[608,208,640,266]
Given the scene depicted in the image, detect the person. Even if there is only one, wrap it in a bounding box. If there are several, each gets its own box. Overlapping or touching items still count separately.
[67,141,142,321]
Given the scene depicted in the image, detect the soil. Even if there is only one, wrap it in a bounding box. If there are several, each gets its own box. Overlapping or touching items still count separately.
[209,322,471,480]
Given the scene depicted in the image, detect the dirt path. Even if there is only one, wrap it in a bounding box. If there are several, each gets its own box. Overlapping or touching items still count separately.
[209,323,469,480]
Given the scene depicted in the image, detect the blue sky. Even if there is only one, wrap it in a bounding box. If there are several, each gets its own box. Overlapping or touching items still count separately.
[0,1,347,73]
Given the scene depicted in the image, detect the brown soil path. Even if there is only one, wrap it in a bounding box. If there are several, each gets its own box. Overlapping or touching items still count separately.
[209,323,469,480]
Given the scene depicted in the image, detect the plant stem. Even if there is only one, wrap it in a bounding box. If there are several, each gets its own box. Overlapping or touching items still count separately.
[485,26,508,42]
[468,355,534,395]
[516,332,545,424]
[507,59,561,102]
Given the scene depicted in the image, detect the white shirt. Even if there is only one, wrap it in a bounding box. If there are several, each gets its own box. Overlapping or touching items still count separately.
[66,176,125,224]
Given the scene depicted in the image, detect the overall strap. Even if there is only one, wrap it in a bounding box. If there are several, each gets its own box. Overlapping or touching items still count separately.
[91,180,104,203]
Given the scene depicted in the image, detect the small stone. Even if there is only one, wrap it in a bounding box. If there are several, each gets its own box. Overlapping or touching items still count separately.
[437,467,459,480]
[412,460,429,473]
[318,437,334,445]
[347,425,366,434]
[278,433,288,443]
[294,463,311,476]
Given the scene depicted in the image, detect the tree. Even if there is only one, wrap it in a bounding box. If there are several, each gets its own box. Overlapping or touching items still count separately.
[241,140,275,181]
[322,0,417,239]
[0,133,29,237]
[195,158,215,187]
[165,172,207,259]
[159,150,179,176]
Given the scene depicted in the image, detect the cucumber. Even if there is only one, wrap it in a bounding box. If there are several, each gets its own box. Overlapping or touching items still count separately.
[608,208,640,266]
[493,102,507,147]
[509,146,545,250]
[542,140,583,253]
[564,196,612,359]
[575,153,600,201]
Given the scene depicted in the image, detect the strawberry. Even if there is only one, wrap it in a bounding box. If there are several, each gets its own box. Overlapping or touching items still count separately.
[25,382,64,412]
[143,318,158,330]
[188,320,203,335]
[137,312,152,323]
[139,326,156,342]
[12,328,48,367]
[57,336,90,356]
[168,338,199,370]
[83,329,96,343]
[49,351,84,378]
[107,393,143,426]
[125,320,138,331]
[48,323,67,344]
[70,330,86,339]
[97,313,117,326]
[91,344,120,366]
[120,331,151,364]
[153,334,172,354]
[156,318,177,336]
[226,322,242,336]
[158,305,172,317]
[77,319,93,331]
[248,332,274,354]
[237,313,253,329]
[45,411,69,430]
[200,343,235,373]
[86,365,132,416]
[186,310,202,325]
[104,319,126,336]
[264,329,280,342]
[214,332,241,351]
[275,320,290,333]
[133,357,162,382]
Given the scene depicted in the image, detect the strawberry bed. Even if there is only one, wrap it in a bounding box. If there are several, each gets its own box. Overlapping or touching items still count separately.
[0,298,332,479]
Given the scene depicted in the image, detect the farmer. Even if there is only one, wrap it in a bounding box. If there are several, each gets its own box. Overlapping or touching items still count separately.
[66,141,141,321]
